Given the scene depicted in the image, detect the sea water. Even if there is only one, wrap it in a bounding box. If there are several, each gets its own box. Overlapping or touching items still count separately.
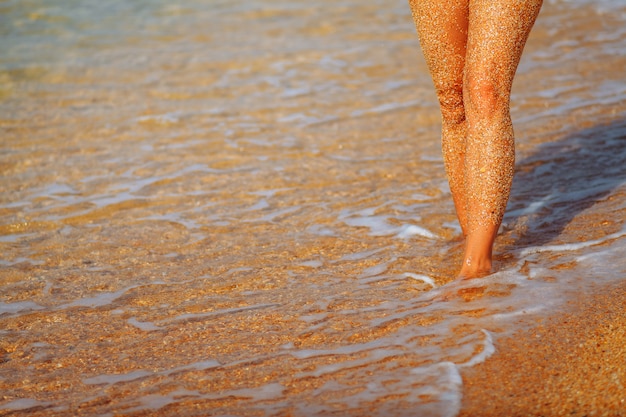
[1,0,625,416]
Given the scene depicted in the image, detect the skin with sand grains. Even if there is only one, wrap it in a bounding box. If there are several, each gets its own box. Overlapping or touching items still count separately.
[408,0,543,279]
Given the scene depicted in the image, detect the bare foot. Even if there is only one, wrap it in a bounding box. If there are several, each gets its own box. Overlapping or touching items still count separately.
[457,225,497,279]
[458,258,492,279]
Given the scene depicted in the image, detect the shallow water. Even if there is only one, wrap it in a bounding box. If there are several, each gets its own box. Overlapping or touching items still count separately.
[1,0,625,416]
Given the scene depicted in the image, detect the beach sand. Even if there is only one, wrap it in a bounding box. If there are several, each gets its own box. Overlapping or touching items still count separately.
[1,0,626,415]
[459,279,626,416]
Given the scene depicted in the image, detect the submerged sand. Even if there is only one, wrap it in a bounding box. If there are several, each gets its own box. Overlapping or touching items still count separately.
[1,0,626,416]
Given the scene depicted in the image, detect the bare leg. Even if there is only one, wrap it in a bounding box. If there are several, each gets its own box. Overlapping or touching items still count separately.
[459,0,542,278]
[408,0,542,279]
[408,0,470,235]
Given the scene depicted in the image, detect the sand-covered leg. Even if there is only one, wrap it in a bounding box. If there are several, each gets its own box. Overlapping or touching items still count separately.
[408,0,470,236]
[459,0,543,278]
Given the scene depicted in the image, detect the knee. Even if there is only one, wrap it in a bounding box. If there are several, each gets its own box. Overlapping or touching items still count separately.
[436,84,465,127]
[464,76,508,120]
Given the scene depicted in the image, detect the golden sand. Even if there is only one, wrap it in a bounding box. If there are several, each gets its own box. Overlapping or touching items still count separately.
[1,0,625,415]
[460,280,626,416]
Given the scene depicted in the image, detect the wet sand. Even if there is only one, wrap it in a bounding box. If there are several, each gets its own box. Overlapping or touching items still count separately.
[460,279,626,416]
[459,181,626,416]
[1,0,626,415]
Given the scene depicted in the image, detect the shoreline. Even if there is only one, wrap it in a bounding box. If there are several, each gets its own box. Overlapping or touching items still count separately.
[459,279,626,416]
[1,0,626,415]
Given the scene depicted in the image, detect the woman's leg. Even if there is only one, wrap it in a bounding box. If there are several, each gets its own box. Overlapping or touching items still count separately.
[408,0,470,235]
[459,0,543,278]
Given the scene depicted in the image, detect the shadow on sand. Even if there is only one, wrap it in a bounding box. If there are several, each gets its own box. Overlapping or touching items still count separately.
[504,117,626,252]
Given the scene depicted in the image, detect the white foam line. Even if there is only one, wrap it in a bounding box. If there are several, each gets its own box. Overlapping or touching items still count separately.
[458,330,495,368]
[83,359,222,387]
[161,303,280,324]
[338,247,387,262]
[202,383,285,402]
[519,227,626,256]
[506,193,554,217]
[83,370,153,385]
[178,359,222,371]
[117,393,186,414]
[0,398,51,411]
[62,288,131,308]
[136,112,181,124]
[404,272,437,288]
[0,301,45,315]
[410,362,463,417]
[490,304,547,321]
[296,348,402,379]
[359,262,390,279]
[59,281,170,309]
[288,338,402,360]
[127,317,161,331]
[397,224,439,239]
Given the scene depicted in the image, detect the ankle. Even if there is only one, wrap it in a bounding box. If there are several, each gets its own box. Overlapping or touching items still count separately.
[457,225,498,279]
[458,255,492,279]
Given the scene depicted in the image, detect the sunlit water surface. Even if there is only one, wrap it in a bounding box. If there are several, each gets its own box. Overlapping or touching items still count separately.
[1,0,625,415]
